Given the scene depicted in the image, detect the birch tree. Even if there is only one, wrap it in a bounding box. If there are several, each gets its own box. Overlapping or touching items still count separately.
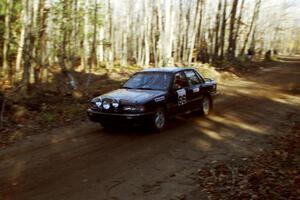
[21,0,34,90]
[2,0,13,82]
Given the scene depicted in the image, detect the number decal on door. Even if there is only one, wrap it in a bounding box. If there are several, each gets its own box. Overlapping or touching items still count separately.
[177,89,187,106]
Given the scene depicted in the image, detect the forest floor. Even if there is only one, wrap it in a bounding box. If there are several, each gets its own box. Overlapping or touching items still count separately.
[0,57,300,199]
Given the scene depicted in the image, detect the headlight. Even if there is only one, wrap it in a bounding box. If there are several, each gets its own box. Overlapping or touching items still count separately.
[112,99,119,108]
[103,100,110,110]
[123,105,145,112]
[92,97,102,108]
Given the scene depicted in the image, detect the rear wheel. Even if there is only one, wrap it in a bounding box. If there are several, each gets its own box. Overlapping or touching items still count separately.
[200,96,212,116]
[151,109,166,132]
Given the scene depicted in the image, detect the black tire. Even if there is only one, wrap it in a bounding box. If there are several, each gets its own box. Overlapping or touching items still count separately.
[200,96,212,116]
[150,108,166,132]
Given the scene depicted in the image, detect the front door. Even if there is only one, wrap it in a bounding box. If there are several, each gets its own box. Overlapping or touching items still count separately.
[168,72,191,115]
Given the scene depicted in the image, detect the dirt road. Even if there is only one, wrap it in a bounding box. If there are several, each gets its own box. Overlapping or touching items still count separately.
[1,58,300,200]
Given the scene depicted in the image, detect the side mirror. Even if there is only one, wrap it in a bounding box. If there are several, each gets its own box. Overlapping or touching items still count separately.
[203,78,211,82]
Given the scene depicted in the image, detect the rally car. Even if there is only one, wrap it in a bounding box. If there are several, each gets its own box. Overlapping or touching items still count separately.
[87,67,217,131]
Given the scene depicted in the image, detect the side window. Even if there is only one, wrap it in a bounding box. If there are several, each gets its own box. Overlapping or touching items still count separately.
[196,72,205,83]
[173,72,189,89]
[184,70,202,86]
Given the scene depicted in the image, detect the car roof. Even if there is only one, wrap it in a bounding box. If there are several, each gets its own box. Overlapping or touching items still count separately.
[141,67,195,73]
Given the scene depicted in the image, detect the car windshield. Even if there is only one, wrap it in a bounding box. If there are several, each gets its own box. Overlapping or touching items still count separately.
[123,72,172,91]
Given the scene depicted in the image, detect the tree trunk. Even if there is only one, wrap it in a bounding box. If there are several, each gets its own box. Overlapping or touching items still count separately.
[121,6,128,67]
[98,26,104,63]
[2,0,13,83]
[82,0,90,71]
[59,0,77,91]
[16,19,25,82]
[156,0,163,67]
[220,0,227,60]
[227,0,239,60]
[182,3,191,63]
[107,0,114,68]
[34,0,48,84]
[143,0,151,67]
[188,0,202,65]
[240,0,261,56]
[90,0,98,71]
[21,0,33,91]
[213,0,222,62]
[233,0,245,56]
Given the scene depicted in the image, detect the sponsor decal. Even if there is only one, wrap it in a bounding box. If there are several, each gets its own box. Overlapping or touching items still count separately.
[177,89,187,106]
[193,87,200,93]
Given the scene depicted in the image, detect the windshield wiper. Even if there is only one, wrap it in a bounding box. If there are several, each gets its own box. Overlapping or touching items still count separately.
[136,87,157,90]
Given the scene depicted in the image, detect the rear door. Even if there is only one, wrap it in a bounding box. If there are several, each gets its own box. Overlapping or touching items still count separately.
[195,71,215,98]
[183,70,205,110]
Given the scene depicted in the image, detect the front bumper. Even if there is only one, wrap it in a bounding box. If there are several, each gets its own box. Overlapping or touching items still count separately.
[87,109,153,124]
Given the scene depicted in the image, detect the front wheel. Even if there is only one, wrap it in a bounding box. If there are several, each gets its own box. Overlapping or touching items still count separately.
[151,109,166,132]
[200,96,212,116]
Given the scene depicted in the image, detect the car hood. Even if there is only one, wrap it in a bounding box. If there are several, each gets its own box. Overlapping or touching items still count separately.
[101,89,167,105]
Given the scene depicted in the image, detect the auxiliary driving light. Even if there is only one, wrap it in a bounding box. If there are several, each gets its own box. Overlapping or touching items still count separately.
[112,99,119,108]
[103,100,110,110]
